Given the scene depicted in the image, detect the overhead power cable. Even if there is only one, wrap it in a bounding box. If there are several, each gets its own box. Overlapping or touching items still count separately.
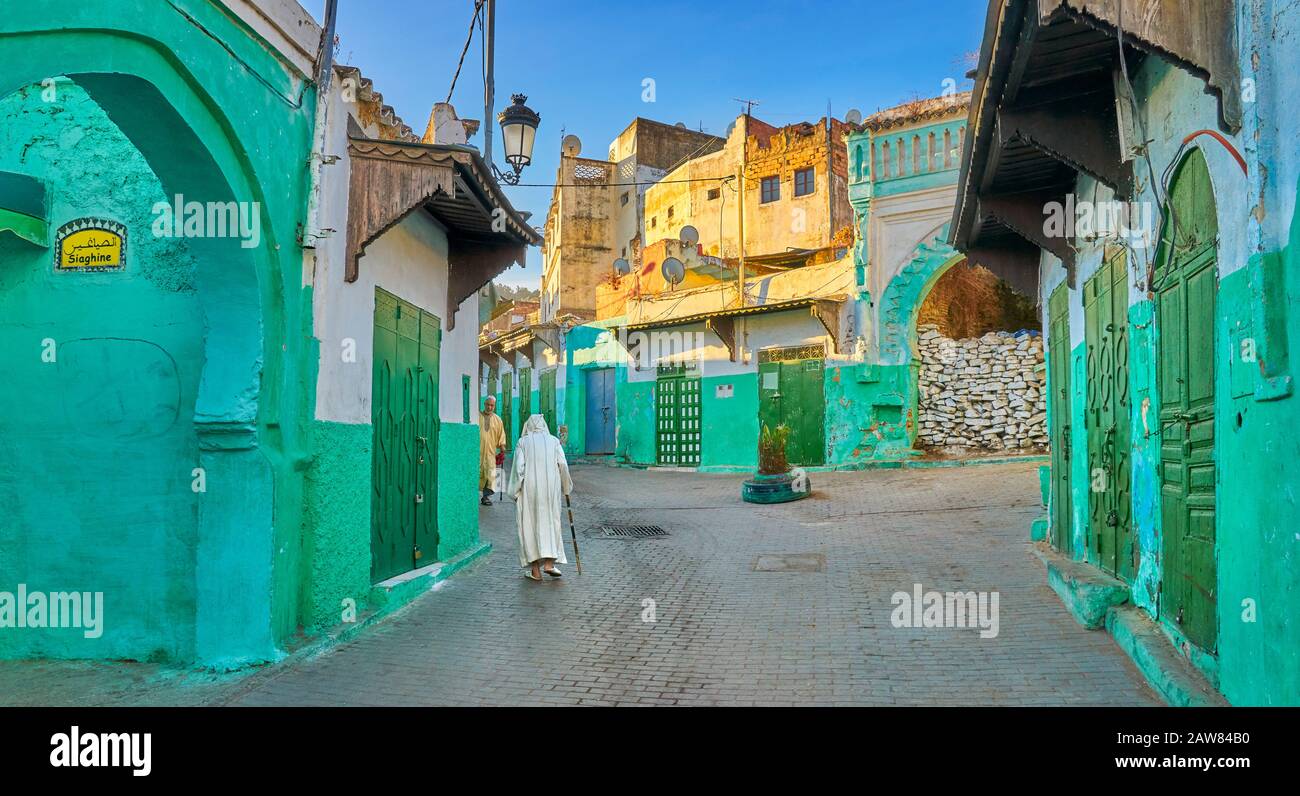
[446,0,485,104]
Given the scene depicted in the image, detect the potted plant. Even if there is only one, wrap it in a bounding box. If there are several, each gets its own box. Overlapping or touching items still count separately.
[741,423,812,503]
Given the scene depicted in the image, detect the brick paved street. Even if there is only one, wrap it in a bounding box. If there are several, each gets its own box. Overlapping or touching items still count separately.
[0,461,1159,706]
[226,461,1156,706]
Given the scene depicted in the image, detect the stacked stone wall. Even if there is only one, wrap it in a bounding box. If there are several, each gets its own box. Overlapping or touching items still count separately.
[915,324,1047,452]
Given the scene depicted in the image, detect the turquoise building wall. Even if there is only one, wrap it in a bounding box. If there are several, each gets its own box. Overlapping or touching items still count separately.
[0,83,204,661]
[1035,24,1300,704]
[0,0,317,667]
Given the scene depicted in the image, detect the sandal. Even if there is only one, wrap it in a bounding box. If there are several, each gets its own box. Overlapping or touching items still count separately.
[524,572,542,582]
[544,568,562,578]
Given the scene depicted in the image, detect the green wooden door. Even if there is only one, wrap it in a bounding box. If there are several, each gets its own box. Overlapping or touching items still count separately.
[1048,283,1073,555]
[371,289,440,583]
[539,369,557,435]
[655,367,702,466]
[1156,149,1219,653]
[1084,249,1133,581]
[500,371,513,451]
[518,367,532,424]
[758,351,826,466]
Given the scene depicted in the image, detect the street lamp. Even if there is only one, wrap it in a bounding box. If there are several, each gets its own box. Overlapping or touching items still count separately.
[494,94,540,185]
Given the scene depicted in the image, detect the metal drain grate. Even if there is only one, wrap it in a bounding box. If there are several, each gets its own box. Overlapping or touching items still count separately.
[596,524,668,539]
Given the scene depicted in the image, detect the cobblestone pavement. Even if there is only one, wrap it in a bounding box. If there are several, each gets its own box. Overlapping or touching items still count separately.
[0,461,1160,706]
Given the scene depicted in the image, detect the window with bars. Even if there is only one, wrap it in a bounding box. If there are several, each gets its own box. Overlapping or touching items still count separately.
[758,343,826,363]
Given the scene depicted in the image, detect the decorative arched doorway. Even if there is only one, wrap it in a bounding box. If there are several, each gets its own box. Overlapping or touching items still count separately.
[0,9,314,666]
[872,230,968,453]
[876,228,1044,456]
[1153,147,1220,654]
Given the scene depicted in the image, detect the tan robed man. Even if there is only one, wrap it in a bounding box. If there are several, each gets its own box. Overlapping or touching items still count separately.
[479,396,506,505]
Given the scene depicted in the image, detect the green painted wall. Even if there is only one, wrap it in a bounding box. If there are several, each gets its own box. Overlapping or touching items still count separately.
[1127,301,1162,615]
[301,420,372,631]
[700,373,758,469]
[1215,257,1300,706]
[825,362,915,463]
[1068,342,1090,558]
[435,421,481,560]
[615,376,656,464]
[0,0,317,667]
[0,82,203,662]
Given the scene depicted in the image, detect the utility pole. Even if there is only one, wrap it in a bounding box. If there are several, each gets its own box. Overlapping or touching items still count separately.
[483,0,496,169]
[826,99,835,249]
[732,98,759,308]
[737,118,747,308]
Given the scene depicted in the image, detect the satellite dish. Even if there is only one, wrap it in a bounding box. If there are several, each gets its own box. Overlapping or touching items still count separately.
[675,121,687,128]
[562,134,582,157]
[678,225,699,247]
[661,257,685,286]
[725,121,737,138]
[845,108,862,125]
[613,257,631,275]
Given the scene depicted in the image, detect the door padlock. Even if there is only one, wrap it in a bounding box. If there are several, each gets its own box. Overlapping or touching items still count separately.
[414,544,423,560]
[415,493,425,504]
[1106,509,1119,527]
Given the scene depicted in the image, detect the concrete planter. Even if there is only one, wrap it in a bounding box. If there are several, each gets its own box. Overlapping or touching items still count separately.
[741,471,811,504]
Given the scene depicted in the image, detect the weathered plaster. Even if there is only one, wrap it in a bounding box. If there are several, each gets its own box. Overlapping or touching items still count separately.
[1,0,317,667]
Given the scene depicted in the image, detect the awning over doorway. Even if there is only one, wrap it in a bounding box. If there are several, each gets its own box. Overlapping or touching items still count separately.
[344,137,542,328]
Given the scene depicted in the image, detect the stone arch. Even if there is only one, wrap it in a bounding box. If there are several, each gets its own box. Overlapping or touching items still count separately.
[876,224,966,366]
[0,14,314,666]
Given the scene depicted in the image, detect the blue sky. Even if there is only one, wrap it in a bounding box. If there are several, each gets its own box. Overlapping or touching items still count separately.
[300,0,986,288]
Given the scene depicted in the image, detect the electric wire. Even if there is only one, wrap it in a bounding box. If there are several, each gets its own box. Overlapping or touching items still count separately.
[446,0,485,104]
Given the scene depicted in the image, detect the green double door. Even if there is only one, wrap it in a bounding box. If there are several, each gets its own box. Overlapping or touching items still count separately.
[1156,149,1219,653]
[1084,250,1133,581]
[655,367,701,466]
[1048,284,1073,555]
[371,289,440,583]
[758,350,826,466]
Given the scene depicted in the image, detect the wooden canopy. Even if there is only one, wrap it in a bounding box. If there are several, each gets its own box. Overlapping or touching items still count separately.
[345,138,542,329]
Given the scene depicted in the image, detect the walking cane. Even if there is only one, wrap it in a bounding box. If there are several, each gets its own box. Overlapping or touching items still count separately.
[564,494,583,575]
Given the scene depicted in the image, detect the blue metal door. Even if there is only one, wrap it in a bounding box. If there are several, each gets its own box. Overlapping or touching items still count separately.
[585,368,615,454]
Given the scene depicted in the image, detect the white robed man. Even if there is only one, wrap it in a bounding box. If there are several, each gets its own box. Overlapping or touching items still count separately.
[507,414,573,581]
[479,396,506,506]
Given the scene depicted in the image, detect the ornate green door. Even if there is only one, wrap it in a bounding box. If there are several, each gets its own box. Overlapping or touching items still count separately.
[539,369,557,435]
[371,289,441,583]
[1084,249,1132,581]
[758,346,826,466]
[655,366,701,466]
[1048,283,1073,555]
[1156,149,1219,653]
